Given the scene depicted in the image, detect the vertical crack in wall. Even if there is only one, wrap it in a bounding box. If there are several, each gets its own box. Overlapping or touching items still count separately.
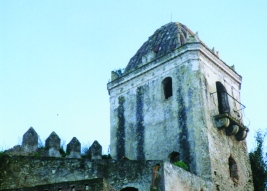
[136,86,145,160]
[116,96,125,159]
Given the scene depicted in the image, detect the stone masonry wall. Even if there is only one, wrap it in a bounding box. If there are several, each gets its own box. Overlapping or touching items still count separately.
[0,179,104,191]
[0,155,164,191]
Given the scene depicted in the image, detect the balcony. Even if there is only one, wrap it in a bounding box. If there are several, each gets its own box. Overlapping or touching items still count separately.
[211,90,249,141]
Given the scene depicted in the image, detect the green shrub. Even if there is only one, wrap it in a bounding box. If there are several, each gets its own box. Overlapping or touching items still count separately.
[59,147,67,157]
[0,151,5,159]
[33,152,39,157]
[173,161,188,171]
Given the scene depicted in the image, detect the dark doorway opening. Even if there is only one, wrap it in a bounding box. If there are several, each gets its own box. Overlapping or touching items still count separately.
[216,82,230,114]
[168,151,180,163]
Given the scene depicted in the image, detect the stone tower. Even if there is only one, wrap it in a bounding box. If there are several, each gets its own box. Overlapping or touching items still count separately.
[107,22,253,190]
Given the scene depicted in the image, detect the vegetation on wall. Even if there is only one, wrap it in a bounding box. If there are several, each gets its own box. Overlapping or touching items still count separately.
[173,161,188,171]
[0,150,5,159]
[249,130,267,191]
[59,147,68,157]
[113,68,125,76]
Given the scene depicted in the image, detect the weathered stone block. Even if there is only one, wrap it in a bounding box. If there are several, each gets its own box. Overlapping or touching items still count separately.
[22,127,38,153]
[45,131,60,149]
[45,131,61,157]
[88,140,102,159]
[66,137,81,158]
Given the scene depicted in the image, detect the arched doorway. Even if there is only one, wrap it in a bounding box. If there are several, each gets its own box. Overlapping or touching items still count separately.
[120,187,138,191]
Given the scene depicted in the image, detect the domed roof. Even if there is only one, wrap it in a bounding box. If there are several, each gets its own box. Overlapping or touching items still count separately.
[125,22,195,72]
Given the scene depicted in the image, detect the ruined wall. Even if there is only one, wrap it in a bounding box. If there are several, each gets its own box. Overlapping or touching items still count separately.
[0,155,164,191]
[0,179,104,191]
[0,154,218,191]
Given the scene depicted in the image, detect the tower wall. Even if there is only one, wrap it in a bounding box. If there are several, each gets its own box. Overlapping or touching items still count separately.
[108,42,253,190]
[197,45,253,190]
[108,43,212,179]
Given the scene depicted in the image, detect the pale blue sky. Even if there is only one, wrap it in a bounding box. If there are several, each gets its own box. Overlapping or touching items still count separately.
[0,1,267,153]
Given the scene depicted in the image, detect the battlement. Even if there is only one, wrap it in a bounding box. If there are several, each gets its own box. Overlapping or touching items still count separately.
[4,127,103,159]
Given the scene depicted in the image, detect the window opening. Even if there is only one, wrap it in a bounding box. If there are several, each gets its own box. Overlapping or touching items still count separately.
[216,82,230,114]
[120,187,138,191]
[162,77,172,99]
[168,151,180,163]
[229,156,239,183]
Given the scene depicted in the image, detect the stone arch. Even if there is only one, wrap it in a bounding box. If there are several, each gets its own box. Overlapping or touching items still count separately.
[216,81,230,114]
[120,187,138,191]
[162,77,172,99]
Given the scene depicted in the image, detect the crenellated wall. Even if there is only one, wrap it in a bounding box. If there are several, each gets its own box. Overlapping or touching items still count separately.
[3,127,102,160]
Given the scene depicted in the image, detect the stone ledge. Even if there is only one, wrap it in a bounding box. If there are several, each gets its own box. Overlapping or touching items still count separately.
[214,113,249,141]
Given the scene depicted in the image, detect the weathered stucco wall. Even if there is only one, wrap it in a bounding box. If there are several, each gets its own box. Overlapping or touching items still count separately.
[107,42,254,190]
[108,44,212,181]
[0,156,164,191]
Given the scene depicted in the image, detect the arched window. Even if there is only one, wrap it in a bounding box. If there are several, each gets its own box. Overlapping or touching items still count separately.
[168,151,180,163]
[229,156,239,183]
[120,187,138,191]
[162,77,172,99]
[216,82,230,114]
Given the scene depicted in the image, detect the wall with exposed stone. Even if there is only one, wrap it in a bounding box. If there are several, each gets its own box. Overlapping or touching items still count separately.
[197,46,254,191]
[0,155,164,191]
[0,155,218,191]
[0,179,105,191]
